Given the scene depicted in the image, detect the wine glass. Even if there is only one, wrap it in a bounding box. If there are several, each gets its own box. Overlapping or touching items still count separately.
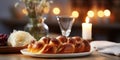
[56,16,75,37]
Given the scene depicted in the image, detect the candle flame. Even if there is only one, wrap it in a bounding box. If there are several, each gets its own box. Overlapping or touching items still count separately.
[104,9,111,17]
[85,17,90,23]
[87,10,94,18]
[72,11,79,18]
[53,7,60,15]
[97,10,104,17]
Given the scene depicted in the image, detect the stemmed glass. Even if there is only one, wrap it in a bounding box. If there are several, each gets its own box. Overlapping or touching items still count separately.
[56,16,75,37]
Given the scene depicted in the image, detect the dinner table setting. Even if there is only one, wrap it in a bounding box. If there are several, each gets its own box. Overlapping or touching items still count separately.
[0,33,120,60]
[0,0,120,60]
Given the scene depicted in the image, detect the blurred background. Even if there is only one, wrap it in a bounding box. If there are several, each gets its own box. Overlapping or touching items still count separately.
[0,0,120,42]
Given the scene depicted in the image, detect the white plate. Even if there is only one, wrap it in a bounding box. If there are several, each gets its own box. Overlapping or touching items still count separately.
[21,49,92,58]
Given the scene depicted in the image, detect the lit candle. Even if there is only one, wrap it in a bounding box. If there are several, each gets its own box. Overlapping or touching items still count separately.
[82,17,92,40]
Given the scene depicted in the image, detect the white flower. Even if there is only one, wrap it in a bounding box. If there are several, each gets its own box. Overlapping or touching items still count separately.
[7,30,36,47]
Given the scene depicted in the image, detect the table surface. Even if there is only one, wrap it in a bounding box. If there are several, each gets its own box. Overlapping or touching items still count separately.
[0,33,120,60]
[0,52,120,60]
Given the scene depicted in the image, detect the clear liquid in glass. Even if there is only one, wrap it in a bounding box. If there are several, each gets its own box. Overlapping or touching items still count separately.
[57,16,75,37]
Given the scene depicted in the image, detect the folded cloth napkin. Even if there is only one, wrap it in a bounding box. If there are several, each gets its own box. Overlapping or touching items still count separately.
[90,41,120,56]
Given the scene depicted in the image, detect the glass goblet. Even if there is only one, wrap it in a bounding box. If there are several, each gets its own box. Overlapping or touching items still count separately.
[56,16,75,37]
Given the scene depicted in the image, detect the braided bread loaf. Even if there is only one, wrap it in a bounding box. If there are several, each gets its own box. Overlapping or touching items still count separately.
[27,36,90,54]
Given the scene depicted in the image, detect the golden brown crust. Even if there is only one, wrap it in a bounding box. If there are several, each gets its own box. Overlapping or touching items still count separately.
[28,42,44,53]
[57,43,75,53]
[38,36,50,44]
[27,36,91,54]
[82,40,91,52]
[56,36,67,43]
[75,42,85,53]
[49,38,61,47]
[72,36,83,43]
[39,44,57,54]
[67,37,76,45]
[27,43,33,52]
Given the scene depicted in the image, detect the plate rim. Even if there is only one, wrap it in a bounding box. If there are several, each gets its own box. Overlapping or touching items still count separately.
[21,49,92,58]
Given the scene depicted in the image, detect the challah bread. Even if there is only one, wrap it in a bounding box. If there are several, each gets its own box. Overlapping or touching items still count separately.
[38,37,50,44]
[75,42,85,53]
[67,37,76,45]
[27,36,91,54]
[28,41,44,53]
[82,40,91,52]
[38,44,57,54]
[56,36,67,43]
[49,38,61,47]
[72,36,83,43]
[57,43,75,53]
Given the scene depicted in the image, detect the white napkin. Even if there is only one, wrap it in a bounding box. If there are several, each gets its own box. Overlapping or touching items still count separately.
[90,41,120,56]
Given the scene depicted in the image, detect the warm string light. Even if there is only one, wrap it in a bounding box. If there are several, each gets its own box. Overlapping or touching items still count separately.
[87,10,94,18]
[53,7,60,15]
[72,11,79,18]
[87,9,111,18]
[97,10,104,18]
[53,7,79,18]
[86,9,111,24]
[104,9,111,17]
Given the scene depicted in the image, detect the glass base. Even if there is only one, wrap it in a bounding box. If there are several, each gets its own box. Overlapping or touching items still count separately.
[61,30,71,37]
